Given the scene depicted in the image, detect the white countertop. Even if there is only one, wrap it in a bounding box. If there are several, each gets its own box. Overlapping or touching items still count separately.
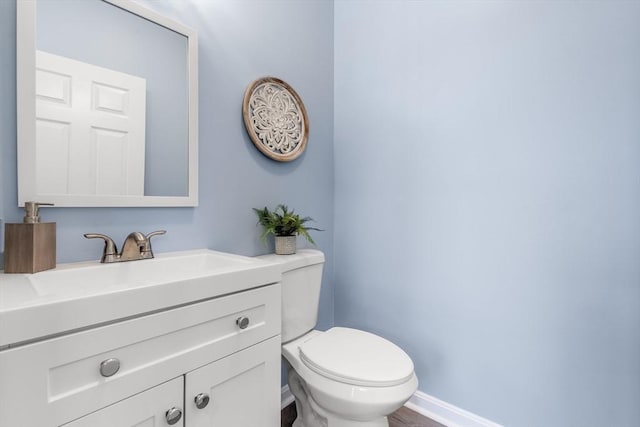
[0,249,281,347]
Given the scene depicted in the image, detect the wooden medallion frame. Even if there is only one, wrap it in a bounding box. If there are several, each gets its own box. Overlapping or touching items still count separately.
[242,77,309,162]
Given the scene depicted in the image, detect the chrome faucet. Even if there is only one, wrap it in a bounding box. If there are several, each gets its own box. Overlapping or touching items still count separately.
[84,230,166,263]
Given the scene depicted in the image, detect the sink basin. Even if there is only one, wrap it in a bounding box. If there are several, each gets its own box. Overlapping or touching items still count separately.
[0,249,281,347]
[29,250,261,297]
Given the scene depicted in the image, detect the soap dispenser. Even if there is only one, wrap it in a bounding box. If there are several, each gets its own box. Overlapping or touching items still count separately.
[4,202,56,273]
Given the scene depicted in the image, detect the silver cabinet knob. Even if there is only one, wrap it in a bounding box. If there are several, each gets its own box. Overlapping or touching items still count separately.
[236,316,250,329]
[165,407,182,425]
[194,393,210,409]
[99,358,120,377]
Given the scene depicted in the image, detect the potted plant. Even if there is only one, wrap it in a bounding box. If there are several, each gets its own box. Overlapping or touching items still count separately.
[253,204,321,255]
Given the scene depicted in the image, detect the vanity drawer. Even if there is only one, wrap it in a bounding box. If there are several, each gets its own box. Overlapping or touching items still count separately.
[0,283,280,427]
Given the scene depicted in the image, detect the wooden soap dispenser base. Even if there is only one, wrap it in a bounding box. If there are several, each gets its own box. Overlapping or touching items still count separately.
[4,202,56,274]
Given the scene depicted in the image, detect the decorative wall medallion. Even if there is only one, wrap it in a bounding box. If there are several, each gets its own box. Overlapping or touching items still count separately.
[242,77,309,162]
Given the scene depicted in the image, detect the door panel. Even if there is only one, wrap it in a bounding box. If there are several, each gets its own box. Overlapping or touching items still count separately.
[186,337,281,427]
[62,377,183,427]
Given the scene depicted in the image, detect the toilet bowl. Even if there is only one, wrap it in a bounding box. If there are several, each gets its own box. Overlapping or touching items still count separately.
[258,250,418,427]
[283,328,418,427]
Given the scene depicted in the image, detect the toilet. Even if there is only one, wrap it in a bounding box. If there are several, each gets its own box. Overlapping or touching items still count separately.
[259,249,418,427]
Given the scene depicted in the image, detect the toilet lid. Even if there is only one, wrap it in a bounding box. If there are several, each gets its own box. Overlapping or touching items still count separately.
[299,327,414,387]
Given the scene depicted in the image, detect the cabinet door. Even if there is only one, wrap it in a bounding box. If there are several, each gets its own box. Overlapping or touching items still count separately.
[62,377,184,427]
[185,336,280,427]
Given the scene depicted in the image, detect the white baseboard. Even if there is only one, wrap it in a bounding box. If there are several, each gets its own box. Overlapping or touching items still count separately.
[281,386,502,427]
[405,390,503,427]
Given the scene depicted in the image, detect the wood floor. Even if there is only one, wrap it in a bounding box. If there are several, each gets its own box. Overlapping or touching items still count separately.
[389,406,445,427]
[281,403,445,427]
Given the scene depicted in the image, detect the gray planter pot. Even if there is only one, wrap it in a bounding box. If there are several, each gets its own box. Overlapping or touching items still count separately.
[275,235,296,255]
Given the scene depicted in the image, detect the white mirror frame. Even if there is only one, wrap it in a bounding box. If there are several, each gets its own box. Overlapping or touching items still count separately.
[17,0,198,207]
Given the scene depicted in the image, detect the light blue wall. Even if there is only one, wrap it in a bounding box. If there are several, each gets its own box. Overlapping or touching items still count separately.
[0,0,12,267]
[334,1,640,427]
[1,0,334,331]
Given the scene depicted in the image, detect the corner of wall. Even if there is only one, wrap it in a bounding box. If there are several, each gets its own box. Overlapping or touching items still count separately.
[0,218,4,268]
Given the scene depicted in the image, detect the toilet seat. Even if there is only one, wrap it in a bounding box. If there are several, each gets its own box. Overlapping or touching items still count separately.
[299,327,414,387]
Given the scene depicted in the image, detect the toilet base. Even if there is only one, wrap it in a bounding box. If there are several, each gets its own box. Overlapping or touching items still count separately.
[288,368,389,427]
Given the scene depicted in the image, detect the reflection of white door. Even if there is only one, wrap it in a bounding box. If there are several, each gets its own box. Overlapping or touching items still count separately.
[35,50,146,196]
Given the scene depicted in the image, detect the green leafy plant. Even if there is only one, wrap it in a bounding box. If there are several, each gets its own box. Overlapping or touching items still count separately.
[253,204,321,245]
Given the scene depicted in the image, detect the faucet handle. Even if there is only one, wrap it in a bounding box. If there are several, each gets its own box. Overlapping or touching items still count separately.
[84,233,118,263]
[146,230,167,240]
[142,230,166,258]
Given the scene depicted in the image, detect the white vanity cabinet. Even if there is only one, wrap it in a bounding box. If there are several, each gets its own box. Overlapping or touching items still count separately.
[0,254,282,427]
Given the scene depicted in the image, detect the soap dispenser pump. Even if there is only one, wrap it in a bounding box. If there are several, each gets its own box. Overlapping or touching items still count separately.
[4,202,56,273]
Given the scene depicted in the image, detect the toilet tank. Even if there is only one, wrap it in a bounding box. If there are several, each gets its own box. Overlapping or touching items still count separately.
[258,249,324,343]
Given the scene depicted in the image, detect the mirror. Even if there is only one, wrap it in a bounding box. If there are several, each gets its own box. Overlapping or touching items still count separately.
[17,0,198,207]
